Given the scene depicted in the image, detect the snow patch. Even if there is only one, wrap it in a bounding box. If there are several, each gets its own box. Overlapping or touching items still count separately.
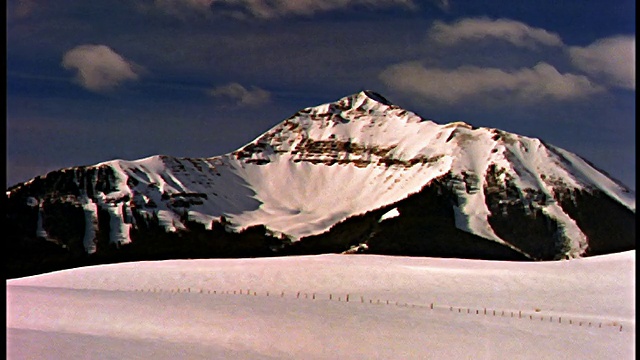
[379,207,400,222]
[103,203,133,246]
[541,202,588,258]
[80,196,99,254]
[35,204,49,240]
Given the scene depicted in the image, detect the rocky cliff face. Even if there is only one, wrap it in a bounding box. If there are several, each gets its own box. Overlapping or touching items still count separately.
[5,91,635,278]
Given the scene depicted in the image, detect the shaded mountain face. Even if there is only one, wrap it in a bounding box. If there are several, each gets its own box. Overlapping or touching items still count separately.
[5,91,636,278]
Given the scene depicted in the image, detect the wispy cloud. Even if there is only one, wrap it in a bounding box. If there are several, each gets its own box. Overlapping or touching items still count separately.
[379,61,604,105]
[138,0,215,19]
[435,0,450,11]
[428,17,563,49]
[569,36,635,90]
[13,0,38,18]
[62,44,144,92]
[208,82,271,106]
[144,0,418,19]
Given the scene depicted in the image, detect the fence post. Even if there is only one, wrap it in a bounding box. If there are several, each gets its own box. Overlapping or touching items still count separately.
[430,303,434,310]
[346,294,349,302]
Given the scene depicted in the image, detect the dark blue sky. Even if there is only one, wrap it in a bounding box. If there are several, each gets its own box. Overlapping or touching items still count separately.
[6,0,636,190]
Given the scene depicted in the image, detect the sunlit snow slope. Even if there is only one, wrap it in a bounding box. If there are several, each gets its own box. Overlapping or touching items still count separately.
[6,90,635,264]
[6,251,635,359]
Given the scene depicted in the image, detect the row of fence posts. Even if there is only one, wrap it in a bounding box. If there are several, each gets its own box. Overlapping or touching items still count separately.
[128,287,623,332]
[446,305,623,332]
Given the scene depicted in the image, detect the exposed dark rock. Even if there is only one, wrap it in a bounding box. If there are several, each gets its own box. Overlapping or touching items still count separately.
[555,189,636,256]
[285,177,530,261]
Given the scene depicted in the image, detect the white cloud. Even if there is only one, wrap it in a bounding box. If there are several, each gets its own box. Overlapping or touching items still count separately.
[379,61,604,105]
[428,17,564,49]
[209,82,271,106]
[424,18,634,92]
[569,36,635,90]
[146,0,417,19]
[62,45,143,92]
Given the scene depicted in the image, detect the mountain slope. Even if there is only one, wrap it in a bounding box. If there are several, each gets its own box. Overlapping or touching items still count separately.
[5,91,635,277]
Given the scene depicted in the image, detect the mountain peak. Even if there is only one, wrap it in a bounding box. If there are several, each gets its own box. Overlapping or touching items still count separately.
[298,90,400,121]
[339,90,397,113]
[357,90,394,106]
[231,89,426,165]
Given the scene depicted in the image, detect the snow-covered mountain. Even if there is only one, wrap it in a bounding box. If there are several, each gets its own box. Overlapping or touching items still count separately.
[6,91,636,277]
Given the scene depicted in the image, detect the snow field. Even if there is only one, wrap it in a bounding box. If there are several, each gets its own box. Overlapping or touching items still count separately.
[7,251,635,359]
[227,155,449,238]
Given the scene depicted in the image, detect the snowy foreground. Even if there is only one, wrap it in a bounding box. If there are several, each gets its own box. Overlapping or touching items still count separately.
[7,251,635,359]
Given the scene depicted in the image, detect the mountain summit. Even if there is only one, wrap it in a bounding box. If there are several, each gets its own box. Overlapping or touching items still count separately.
[6,91,635,277]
